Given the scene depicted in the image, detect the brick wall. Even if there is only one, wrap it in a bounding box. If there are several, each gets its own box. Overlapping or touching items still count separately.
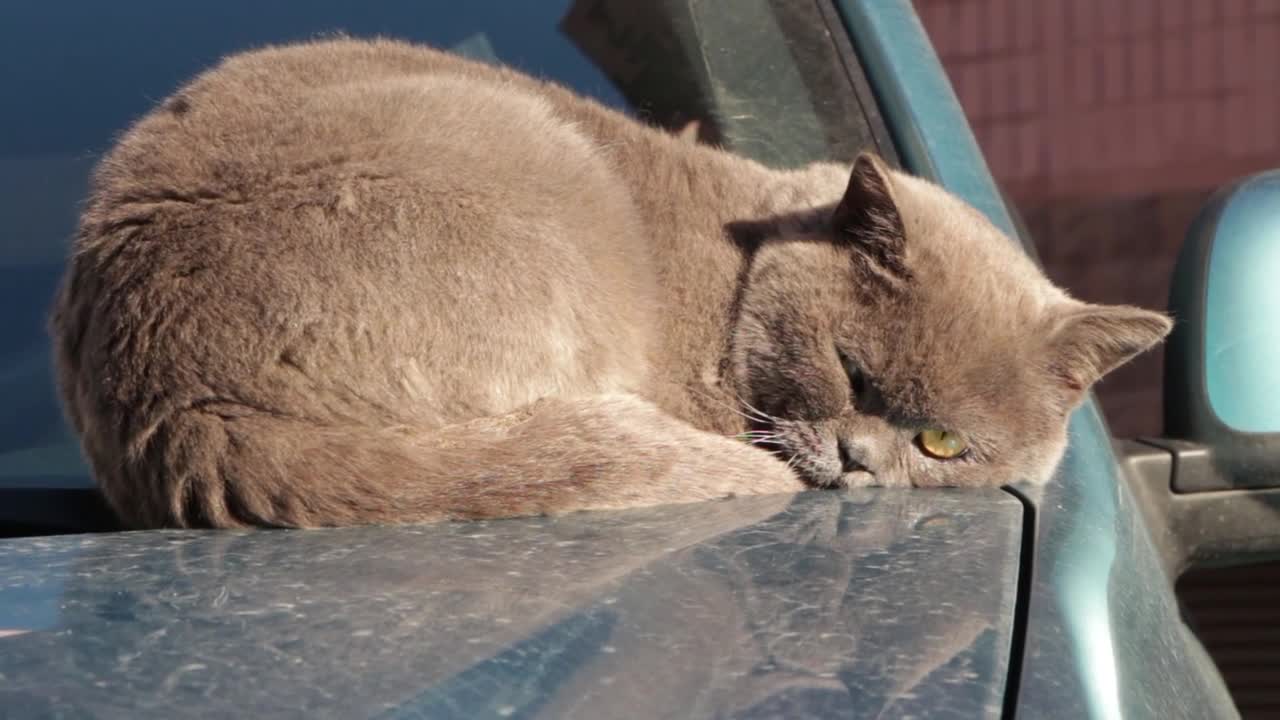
[917,0,1280,438]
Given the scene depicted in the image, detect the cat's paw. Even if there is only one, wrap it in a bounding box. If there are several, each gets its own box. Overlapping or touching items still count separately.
[683,434,806,499]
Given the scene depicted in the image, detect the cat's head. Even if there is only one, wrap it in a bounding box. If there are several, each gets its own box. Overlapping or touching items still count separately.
[730,152,1172,488]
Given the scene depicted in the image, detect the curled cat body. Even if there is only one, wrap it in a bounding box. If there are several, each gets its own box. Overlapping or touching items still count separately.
[52,38,1171,529]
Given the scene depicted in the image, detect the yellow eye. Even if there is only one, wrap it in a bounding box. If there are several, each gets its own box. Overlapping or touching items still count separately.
[916,429,969,460]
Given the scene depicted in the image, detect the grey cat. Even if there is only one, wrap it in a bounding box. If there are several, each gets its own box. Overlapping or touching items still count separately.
[51,38,1171,529]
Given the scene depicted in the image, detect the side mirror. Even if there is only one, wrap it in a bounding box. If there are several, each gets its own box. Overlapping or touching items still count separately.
[1164,170,1280,490]
[1123,171,1280,573]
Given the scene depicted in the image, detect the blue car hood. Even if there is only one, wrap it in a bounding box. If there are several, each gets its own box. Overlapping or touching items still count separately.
[0,489,1022,718]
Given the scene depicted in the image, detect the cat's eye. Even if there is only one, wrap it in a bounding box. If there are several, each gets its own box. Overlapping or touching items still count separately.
[916,429,969,460]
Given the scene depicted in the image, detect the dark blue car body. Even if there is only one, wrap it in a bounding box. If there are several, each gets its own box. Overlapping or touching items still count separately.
[0,2,1241,717]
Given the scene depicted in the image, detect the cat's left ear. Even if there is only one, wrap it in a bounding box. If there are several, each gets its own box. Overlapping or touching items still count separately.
[1045,303,1174,395]
[832,152,906,243]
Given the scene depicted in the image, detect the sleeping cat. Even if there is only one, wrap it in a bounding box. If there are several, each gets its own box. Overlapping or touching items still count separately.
[51,38,1171,529]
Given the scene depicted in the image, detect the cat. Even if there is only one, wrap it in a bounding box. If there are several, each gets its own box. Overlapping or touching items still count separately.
[51,38,1172,529]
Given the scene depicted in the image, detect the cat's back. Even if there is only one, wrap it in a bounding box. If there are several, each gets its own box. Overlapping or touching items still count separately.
[58,38,655,431]
[93,39,606,219]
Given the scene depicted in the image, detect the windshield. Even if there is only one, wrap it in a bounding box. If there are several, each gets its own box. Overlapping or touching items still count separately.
[0,2,883,507]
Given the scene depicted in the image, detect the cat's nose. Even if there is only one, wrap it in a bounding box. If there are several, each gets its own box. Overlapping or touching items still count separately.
[838,438,871,474]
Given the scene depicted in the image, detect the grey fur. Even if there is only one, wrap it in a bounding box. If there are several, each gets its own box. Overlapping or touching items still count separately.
[50,38,1171,528]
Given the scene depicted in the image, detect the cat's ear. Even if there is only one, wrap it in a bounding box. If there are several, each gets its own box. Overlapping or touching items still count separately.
[1045,303,1173,394]
[831,152,905,242]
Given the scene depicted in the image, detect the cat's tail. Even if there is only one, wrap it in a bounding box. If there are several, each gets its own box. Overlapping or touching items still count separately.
[96,393,804,528]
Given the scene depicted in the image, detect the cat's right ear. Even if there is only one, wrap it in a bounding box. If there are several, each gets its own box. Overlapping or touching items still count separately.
[1044,303,1174,397]
[832,152,906,245]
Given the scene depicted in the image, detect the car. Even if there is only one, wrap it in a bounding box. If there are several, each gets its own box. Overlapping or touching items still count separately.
[1,1,1275,717]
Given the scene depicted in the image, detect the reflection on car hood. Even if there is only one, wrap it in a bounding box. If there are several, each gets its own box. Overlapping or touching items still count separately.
[0,489,1022,718]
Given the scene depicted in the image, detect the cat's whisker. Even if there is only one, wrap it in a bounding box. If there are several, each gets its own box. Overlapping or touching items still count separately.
[688,386,775,426]
[735,431,785,449]
[721,387,782,426]
[732,402,775,427]
[736,396,777,424]
[733,428,779,437]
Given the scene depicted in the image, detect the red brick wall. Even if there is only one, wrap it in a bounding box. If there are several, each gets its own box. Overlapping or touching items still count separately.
[918,0,1280,203]
[917,0,1280,438]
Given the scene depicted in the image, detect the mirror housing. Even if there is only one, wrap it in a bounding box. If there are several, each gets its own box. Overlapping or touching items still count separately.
[1120,171,1280,574]
[1164,170,1280,491]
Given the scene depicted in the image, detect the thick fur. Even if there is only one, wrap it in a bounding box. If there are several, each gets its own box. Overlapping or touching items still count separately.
[51,38,1172,528]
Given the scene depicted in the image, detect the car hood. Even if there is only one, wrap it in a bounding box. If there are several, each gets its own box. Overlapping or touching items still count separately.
[0,488,1022,718]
